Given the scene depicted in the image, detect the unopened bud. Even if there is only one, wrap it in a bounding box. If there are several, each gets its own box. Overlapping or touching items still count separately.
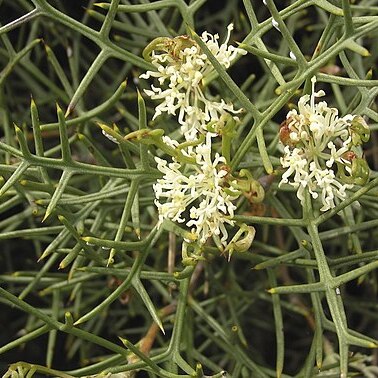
[224,224,256,260]
[350,116,370,146]
[351,157,370,185]
[338,157,369,186]
[233,169,265,203]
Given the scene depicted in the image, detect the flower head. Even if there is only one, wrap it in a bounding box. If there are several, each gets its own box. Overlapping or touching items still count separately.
[154,133,239,245]
[140,25,246,140]
[279,77,370,211]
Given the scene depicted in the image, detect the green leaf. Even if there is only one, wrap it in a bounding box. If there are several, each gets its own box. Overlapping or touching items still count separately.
[132,277,165,334]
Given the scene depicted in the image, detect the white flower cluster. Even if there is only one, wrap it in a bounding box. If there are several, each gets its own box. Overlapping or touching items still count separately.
[140,24,246,141]
[279,77,369,212]
[154,133,239,245]
[139,26,246,246]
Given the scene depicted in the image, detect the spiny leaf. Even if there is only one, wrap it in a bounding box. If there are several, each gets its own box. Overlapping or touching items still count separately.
[42,170,73,222]
[132,277,165,334]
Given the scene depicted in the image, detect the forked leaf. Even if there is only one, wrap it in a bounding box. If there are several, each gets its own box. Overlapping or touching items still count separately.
[314,0,344,16]
[107,179,139,265]
[65,50,108,117]
[132,277,165,334]
[0,160,30,197]
[131,191,141,239]
[345,40,370,57]
[118,337,160,373]
[43,170,73,222]
[57,104,72,162]
[59,243,82,270]
[46,290,60,367]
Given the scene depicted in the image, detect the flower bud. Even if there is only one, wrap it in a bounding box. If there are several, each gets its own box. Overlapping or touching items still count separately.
[171,35,196,59]
[224,224,256,260]
[230,169,265,203]
[338,157,369,186]
[350,116,370,145]
[350,157,370,185]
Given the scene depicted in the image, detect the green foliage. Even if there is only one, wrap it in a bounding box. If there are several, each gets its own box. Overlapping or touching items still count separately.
[1,1,378,377]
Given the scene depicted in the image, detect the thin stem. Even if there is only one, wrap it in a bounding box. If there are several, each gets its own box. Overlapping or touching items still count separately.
[0,8,40,36]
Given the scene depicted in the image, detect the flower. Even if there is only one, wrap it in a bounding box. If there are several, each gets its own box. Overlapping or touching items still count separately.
[140,24,246,140]
[153,133,239,245]
[279,77,370,211]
